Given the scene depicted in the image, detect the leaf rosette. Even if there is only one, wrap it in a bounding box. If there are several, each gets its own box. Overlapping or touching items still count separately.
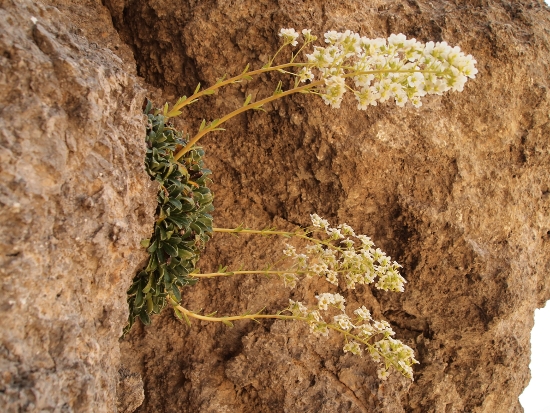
[124,101,214,334]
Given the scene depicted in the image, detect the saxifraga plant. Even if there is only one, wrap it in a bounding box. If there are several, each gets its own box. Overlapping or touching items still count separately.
[126,28,477,380]
[124,101,213,334]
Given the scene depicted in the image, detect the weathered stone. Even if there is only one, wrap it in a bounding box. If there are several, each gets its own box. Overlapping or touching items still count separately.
[0,0,154,411]
[2,0,550,412]
[117,368,145,413]
[109,1,550,412]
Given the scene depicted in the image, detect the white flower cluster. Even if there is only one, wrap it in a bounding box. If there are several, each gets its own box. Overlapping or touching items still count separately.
[278,28,299,47]
[282,214,406,292]
[278,28,477,109]
[280,215,418,379]
[287,296,418,379]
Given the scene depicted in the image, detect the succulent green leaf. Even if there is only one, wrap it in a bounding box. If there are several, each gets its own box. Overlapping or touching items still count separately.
[125,103,214,335]
[162,242,178,257]
[139,310,151,325]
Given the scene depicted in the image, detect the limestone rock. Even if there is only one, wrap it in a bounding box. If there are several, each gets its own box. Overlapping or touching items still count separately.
[110,0,550,412]
[0,0,154,411]
[1,0,550,412]
[117,368,145,413]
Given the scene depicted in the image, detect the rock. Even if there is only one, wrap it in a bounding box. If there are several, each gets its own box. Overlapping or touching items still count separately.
[0,0,154,411]
[109,0,550,412]
[1,0,549,412]
[117,368,145,413]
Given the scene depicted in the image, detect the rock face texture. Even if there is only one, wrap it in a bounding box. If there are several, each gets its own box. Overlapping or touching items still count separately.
[0,0,154,411]
[110,1,550,412]
[1,0,550,413]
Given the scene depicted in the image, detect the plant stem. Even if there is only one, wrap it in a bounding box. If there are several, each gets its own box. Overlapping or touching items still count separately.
[192,267,357,278]
[173,68,436,160]
[169,62,312,114]
[213,227,298,236]
[174,80,322,160]
[175,305,379,354]
[176,305,298,322]
[212,227,344,252]
[191,270,297,278]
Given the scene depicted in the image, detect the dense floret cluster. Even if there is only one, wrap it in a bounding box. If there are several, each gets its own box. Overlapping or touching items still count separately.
[279,28,477,109]
[287,291,418,380]
[282,214,406,292]
[280,215,417,379]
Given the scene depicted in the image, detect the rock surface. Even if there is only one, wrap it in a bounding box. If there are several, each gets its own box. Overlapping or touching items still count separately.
[110,0,550,412]
[0,0,155,411]
[1,0,550,413]
[117,368,145,413]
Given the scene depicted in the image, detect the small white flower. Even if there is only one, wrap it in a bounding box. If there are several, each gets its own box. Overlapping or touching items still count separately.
[310,213,330,229]
[377,368,390,380]
[306,47,331,67]
[283,273,298,289]
[325,270,339,286]
[301,29,316,42]
[279,28,299,46]
[324,30,341,44]
[321,76,346,109]
[310,262,328,276]
[307,310,323,323]
[341,238,354,248]
[343,340,363,355]
[295,253,308,269]
[345,274,356,290]
[298,67,314,83]
[363,270,375,284]
[388,33,408,47]
[326,227,344,240]
[334,314,354,331]
[315,292,334,311]
[338,223,356,237]
[357,235,374,248]
[371,351,382,363]
[354,306,371,320]
[373,321,386,333]
[289,299,308,316]
[395,92,408,107]
[410,96,422,107]
[332,293,346,311]
[356,323,375,338]
[315,292,346,311]
[321,249,338,268]
[283,243,296,257]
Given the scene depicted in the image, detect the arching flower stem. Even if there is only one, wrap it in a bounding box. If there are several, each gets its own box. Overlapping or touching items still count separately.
[212,227,344,253]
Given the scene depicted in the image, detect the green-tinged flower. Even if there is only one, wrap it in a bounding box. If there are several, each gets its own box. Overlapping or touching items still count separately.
[343,340,363,356]
[279,28,299,46]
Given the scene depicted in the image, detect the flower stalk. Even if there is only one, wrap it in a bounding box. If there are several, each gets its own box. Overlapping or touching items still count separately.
[134,27,477,381]
[168,28,476,159]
